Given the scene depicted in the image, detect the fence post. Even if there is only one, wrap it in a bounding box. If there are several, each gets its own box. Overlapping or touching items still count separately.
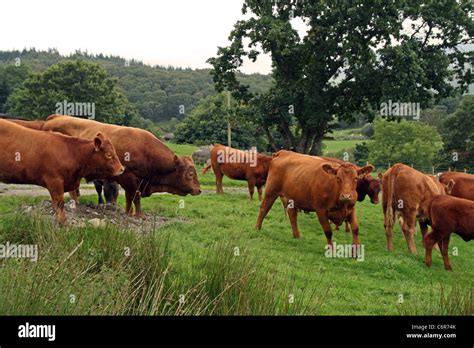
[449,167,451,172]
[432,166,435,175]
[465,168,467,173]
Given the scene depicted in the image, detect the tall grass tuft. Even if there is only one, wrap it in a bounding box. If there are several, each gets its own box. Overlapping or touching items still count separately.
[0,214,323,315]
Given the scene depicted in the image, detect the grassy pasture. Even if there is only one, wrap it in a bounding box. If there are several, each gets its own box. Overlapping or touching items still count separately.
[0,141,471,315]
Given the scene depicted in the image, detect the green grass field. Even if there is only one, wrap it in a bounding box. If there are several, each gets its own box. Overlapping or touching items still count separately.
[0,142,471,315]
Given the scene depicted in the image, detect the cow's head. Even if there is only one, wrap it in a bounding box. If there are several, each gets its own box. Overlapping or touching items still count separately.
[357,175,381,204]
[90,133,125,177]
[173,155,201,196]
[145,155,201,196]
[322,163,374,205]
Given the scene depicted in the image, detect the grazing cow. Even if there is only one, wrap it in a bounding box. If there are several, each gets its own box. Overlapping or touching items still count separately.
[202,144,272,201]
[439,171,474,201]
[94,180,119,206]
[256,150,374,248]
[381,163,454,254]
[0,119,124,223]
[14,115,201,216]
[425,195,474,271]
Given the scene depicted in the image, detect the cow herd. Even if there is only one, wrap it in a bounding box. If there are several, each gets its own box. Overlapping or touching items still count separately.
[0,116,473,271]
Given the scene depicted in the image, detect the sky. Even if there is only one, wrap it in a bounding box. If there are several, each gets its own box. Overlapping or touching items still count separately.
[1,0,274,74]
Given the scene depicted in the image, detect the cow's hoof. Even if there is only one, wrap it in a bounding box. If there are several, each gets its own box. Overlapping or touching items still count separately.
[445,265,453,271]
[425,261,432,268]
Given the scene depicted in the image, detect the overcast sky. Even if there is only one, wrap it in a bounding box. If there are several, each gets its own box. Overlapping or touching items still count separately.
[2,0,273,74]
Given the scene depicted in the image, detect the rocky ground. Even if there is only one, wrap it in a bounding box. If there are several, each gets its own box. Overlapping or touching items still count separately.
[17,200,185,233]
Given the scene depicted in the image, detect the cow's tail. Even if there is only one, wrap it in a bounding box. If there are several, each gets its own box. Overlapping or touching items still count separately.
[201,159,212,175]
[385,167,399,228]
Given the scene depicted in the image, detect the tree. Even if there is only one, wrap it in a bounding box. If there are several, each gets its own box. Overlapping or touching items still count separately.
[207,0,473,154]
[368,118,443,169]
[6,60,131,124]
[175,93,266,149]
[437,95,474,171]
[0,64,31,113]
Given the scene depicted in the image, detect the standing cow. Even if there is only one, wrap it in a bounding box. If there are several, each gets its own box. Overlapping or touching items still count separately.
[381,163,454,254]
[256,150,374,248]
[11,115,201,216]
[425,195,474,271]
[0,120,124,223]
[202,144,272,201]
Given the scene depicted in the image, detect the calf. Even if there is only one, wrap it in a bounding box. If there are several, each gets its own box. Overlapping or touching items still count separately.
[381,163,454,254]
[202,144,272,201]
[256,150,374,249]
[425,195,474,271]
[0,119,124,223]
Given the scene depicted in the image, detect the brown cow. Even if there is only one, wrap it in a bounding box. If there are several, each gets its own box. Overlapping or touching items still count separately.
[281,157,380,233]
[256,150,374,249]
[202,144,272,201]
[12,115,201,216]
[425,195,474,271]
[381,163,454,254]
[439,171,474,201]
[0,119,124,223]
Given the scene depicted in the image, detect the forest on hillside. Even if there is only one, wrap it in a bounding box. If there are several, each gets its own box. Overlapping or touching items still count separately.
[0,49,273,124]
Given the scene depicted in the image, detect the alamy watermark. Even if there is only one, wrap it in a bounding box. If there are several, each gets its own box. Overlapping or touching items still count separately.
[55,100,96,120]
[0,242,38,262]
[380,100,420,120]
[217,147,258,167]
[325,242,365,262]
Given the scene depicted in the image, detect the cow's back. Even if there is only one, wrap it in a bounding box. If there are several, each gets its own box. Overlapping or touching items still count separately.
[440,172,474,201]
[43,115,176,175]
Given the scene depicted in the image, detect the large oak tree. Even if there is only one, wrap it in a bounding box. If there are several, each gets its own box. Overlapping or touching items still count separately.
[208,0,473,154]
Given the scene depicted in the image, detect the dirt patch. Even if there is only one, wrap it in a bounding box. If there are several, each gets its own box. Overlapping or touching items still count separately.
[17,200,187,233]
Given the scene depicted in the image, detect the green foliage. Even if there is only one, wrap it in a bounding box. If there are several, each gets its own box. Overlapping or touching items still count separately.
[175,93,266,149]
[354,142,370,167]
[437,95,474,171]
[208,0,473,153]
[368,118,443,168]
[0,49,273,123]
[6,60,132,124]
[0,64,31,113]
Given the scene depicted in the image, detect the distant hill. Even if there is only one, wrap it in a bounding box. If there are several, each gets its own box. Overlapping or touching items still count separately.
[0,49,273,123]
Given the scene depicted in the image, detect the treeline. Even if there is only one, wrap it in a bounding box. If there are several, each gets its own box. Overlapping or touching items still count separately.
[0,49,272,123]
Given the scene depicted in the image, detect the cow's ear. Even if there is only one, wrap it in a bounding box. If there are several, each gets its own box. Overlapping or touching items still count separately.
[174,155,183,168]
[358,165,374,177]
[322,163,338,176]
[377,172,384,180]
[94,134,103,152]
[446,179,455,194]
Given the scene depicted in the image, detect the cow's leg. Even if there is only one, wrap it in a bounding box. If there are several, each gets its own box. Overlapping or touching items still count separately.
[419,220,429,248]
[316,210,333,249]
[247,179,255,200]
[280,197,288,220]
[439,235,452,271]
[46,180,66,225]
[68,190,80,206]
[94,181,105,205]
[424,230,437,268]
[124,190,134,215]
[255,191,278,230]
[133,191,143,217]
[345,220,351,233]
[212,164,224,194]
[287,205,301,239]
[349,210,360,246]
[257,186,263,202]
[401,209,417,254]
